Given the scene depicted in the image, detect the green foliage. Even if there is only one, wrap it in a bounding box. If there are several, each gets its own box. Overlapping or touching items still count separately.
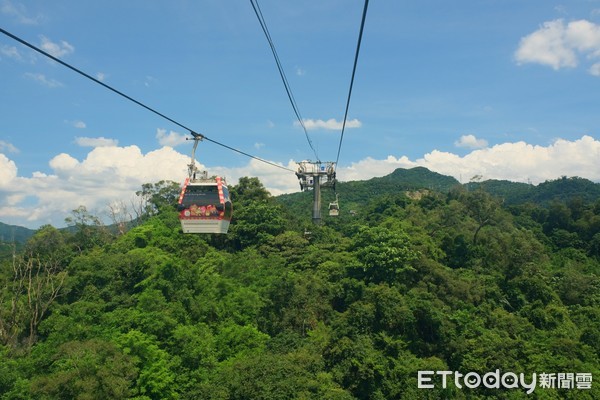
[30,339,137,399]
[135,180,182,218]
[2,174,600,398]
[65,206,112,253]
[230,176,272,204]
[351,226,419,284]
[117,330,178,399]
[228,201,286,249]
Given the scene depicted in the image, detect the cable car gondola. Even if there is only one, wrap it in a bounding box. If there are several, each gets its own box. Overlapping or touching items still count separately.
[177,134,232,234]
[328,194,340,217]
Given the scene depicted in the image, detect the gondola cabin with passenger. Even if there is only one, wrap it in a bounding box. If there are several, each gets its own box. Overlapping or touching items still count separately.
[177,172,232,234]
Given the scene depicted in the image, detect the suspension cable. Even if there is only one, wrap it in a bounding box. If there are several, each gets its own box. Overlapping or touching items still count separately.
[335,0,369,168]
[0,27,294,173]
[249,0,319,161]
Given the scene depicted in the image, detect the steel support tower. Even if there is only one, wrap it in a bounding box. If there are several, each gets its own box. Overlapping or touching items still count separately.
[295,161,336,224]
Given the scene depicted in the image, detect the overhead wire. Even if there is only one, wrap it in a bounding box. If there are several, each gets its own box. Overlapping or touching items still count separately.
[334,0,370,168]
[249,0,319,161]
[0,27,295,173]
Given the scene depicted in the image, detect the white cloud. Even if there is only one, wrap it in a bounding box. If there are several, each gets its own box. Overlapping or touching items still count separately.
[339,135,600,185]
[0,44,22,61]
[49,153,79,173]
[515,19,600,74]
[341,155,416,182]
[156,128,188,147]
[298,118,362,131]
[24,72,62,88]
[296,66,306,76]
[96,72,106,81]
[0,154,18,187]
[454,134,488,149]
[0,140,19,153]
[254,142,265,150]
[431,136,600,184]
[0,136,599,229]
[39,35,74,58]
[1,0,41,25]
[74,136,118,147]
[144,75,157,87]
[590,62,600,76]
[69,120,87,129]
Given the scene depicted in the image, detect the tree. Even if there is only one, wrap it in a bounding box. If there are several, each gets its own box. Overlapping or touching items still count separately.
[229,201,286,249]
[117,330,178,399]
[460,189,500,245]
[65,206,111,252]
[0,254,67,348]
[134,180,181,219]
[23,225,72,263]
[230,177,272,205]
[107,200,134,235]
[30,339,137,399]
[351,226,419,284]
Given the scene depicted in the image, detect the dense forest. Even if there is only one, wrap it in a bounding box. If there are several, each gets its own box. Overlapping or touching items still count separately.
[0,168,599,399]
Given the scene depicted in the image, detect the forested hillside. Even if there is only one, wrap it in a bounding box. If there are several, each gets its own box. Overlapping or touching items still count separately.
[0,173,599,399]
[0,223,34,260]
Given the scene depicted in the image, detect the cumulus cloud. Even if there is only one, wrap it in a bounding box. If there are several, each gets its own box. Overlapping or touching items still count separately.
[39,35,74,58]
[0,146,192,227]
[0,154,18,187]
[0,140,19,153]
[24,72,62,88]
[298,118,362,131]
[1,136,599,229]
[156,129,187,147]
[0,44,22,61]
[339,135,600,185]
[454,134,488,149]
[49,153,79,173]
[68,120,87,129]
[74,136,118,147]
[1,0,41,25]
[144,75,157,87]
[515,19,600,74]
[96,72,106,82]
[296,66,306,76]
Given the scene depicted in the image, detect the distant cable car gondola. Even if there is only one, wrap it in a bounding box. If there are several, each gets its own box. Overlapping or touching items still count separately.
[328,194,340,217]
[177,133,232,234]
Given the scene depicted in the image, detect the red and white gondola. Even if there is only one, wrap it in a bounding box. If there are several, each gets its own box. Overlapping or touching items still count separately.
[177,133,232,234]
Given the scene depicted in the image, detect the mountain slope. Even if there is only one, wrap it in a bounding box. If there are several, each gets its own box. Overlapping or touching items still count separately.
[0,221,35,243]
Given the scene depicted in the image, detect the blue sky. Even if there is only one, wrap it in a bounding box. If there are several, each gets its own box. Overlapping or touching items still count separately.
[1,0,600,228]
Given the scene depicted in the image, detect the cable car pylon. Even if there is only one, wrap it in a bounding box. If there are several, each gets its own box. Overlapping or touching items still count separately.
[295,161,336,224]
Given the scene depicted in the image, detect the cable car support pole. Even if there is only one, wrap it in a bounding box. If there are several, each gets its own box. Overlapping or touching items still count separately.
[296,161,336,224]
[312,175,321,224]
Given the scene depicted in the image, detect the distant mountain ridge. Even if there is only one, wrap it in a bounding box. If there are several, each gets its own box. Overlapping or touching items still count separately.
[3,168,600,242]
[0,221,35,243]
[276,167,600,219]
[466,175,600,205]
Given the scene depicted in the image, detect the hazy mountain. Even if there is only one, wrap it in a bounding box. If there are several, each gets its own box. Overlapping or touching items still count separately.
[4,168,600,241]
[0,221,35,244]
